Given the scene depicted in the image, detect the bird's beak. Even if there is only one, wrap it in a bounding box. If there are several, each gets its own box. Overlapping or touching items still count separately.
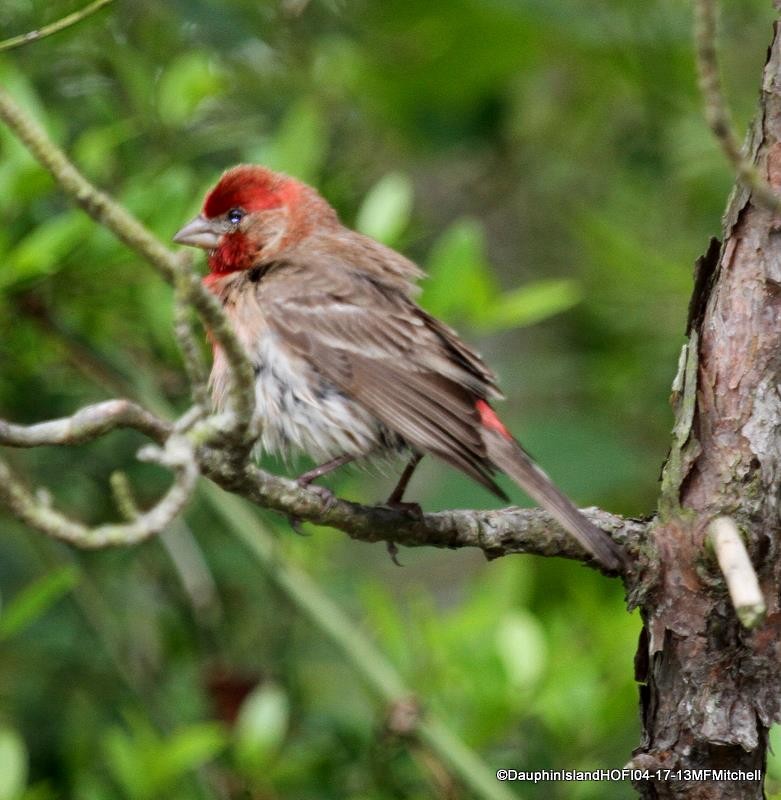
[173,215,221,250]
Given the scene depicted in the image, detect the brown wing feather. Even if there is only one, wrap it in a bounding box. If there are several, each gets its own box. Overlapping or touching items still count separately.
[259,259,506,497]
[348,358,506,496]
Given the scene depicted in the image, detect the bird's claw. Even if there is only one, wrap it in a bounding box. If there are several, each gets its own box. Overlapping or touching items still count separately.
[289,480,337,535]
[386,540,403,567]
[288,515,309,536]
[298,480,337,511]
[383,499,423,520]
[382,500,422,566]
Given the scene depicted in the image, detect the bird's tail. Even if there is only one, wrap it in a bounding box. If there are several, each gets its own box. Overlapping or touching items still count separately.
[479,408,626,571]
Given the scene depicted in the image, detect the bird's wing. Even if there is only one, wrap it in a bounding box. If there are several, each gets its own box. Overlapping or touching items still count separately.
[259,262,507,497]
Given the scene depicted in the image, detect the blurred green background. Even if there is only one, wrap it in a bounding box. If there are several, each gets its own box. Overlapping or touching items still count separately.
[0,1,777,798]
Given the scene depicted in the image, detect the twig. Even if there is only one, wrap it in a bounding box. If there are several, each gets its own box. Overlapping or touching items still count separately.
[0,0,114,53]
[0,399,171,447]
[111,469,222,624]
[173,257,211,411]
[182,268,256,439]
[0,85,256,439]
[0,435,198,548]
[110,470,141,520]
[708,516,766,629]
[693,0,781,213]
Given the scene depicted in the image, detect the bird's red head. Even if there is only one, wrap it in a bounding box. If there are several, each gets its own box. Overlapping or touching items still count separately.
[202,165,300,218]
[173,165,335,276]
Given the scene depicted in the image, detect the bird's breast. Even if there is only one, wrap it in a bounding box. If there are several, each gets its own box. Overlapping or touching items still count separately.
[209,279,399,463]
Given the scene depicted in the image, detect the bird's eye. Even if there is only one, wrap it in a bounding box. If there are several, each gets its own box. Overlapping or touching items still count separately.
[227,208,244,225]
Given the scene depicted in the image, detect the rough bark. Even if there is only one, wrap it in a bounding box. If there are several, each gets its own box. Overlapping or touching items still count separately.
[631,21,781,800]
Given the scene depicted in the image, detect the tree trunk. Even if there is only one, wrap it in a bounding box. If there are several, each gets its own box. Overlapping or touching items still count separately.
[632,19,781,800]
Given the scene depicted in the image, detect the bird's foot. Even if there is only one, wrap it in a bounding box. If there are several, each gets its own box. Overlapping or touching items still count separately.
[298,480,337,508]
[289,479,337,534]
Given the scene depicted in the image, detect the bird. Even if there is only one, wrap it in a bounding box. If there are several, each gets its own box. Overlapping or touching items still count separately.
[173,165,626,571]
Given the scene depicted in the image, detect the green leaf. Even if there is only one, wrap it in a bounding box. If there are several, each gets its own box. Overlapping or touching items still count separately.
[234,683,289,773]
[0,566,79,641]
[148,723,227,790]
[1,212,92,290]
[0,727,27,800]
[422,221,580,331]
[421,217,498,322]
[246,99,327,183]
[73,121,137,182]
[103,728,146,800]
[495,611,547,692]
[474,278,582,331]
[354,172,414,246]
[157,53,224,126]
[19,785,56,800]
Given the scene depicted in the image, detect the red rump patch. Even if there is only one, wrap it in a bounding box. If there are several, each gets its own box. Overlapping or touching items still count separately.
[203,165,300,218]
[476,399,512,440]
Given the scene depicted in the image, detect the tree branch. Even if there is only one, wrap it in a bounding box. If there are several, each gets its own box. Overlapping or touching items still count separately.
[198,450,643,569]
[631,16,781,795]
[693,0,781,213]
[0,399,171,447]
[173,257,211,412]
[0,434,198,548]
[0,0,114,53]
[0,398,640,566]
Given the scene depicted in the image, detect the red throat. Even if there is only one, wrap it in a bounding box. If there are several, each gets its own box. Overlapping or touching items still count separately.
[207,231,255,275]
[475,399,512,440]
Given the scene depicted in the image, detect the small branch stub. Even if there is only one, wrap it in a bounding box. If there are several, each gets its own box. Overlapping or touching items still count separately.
[708,516,766,628]
[0,0,115,53]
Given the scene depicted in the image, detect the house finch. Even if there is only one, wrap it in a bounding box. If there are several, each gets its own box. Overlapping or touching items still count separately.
[174,166,625,571]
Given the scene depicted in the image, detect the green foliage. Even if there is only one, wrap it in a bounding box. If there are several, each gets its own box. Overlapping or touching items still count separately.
[0,727,27,800]
[422,218,580,331]
[0,0,776,798]
[495,610,548,692]
[157,53,225,127]
[1,212,92,291]
[102,715,227,799]
[233,683,289,775]
[422,218,497,320]
[483,280,582,331]
[355,172,414,246]
[246,98,328,183]
[0,566,78,640]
